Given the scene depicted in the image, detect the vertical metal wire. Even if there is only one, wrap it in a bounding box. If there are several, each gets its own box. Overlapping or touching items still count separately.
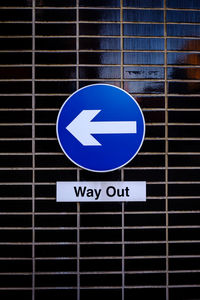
[76,1,80,299]
[32,0,36,299]
[120,1,125,299]
[77,200,80,300]
[164,0,169,299]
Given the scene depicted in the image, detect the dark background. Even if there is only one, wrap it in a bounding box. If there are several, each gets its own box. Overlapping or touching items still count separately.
[0,0,200,299]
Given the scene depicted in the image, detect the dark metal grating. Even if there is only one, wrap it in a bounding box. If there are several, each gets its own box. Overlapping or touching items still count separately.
[0,0,200,299]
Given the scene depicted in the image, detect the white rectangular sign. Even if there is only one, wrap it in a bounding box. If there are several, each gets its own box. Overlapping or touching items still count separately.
[56,181,146,202]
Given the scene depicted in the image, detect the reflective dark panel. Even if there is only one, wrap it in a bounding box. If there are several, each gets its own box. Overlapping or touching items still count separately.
[144,110,165,122]
[168,184,200,197]
[169,199,200,211]
[80,260,121,273]
[80,214,121,227]
[80,274,122,287]
[168,24,200,37]
[79,38,120,50]
[36,38,76,50]
[0,52,32,65]
[0,126,31,138]
[35,228,76,242]
[124,24,164,36]
[36,24,76,36]
[35,200,76,213]
[0,141,31,154]
[125,199,165,212]
[0,67,31,79]
[35,274,77,287]
[79,81,121,88]
[79,66,121,79]
[125,81,164,94]
[81,244,121,257]
[140,140,165,152]
[169,169,200,182]
[167,10,200,23]
[168,67,200,80]
[0,9,32,21]
[169,227,199,241]
[35,125,56,138]
[0,111,31,123]
[79,52,121,64]
[35,170,76,183]
[80,229,121,242]
[35,155,75,169]
[169,140,200,152]
[79,9,120,21]
[0,187,31,199]
[126,273,166,286]
[169,111,200,123]
[125,289,166,299]
[35,290,76,299]
[146,125,165,138]
[0,275,32,287]
[169,287,200,300]
[169,155,200,167]
[167,0,200,9]
[124,38,164,50]
[0,140,31,155]
[123,0,163,8]
[167,53,200,65]
[35,140,62,152]
[168,96,200,109]
[36,0,76,7]
[36,53,76,65]
[0,0,32,6]
[35,81,76,94]
[0,82,31,93]
[125,229,166,242]
[124,169,165,182]
[124,67,164,79]
[0,155,32,168]
[169,125,200,138]
[79,24,120,36]
[167,38,200,51]
[0,39,32,51]
[125,243,166,256]
[137,96,165,108]
[80,170,121,182]
[36,67,76,79]
[125,213,165,226]
[79,0,120,7]
[168,82,200,94]
[0,24,31,36]
[36,9,76,21]
[124,9,163,22]
[35,95,66,108]
[124,52,164,65]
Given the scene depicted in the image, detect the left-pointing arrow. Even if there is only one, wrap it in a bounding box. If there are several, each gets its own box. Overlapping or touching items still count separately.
[66,110,137,146]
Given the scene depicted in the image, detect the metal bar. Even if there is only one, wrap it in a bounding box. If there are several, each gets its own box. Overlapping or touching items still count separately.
[120,2,125,300]
[76,2,80,300]
[32,1,36,300]
[164,1,169,299]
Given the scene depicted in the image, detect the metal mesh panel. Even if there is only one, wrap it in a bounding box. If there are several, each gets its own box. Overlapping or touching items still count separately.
[0,0,200,299]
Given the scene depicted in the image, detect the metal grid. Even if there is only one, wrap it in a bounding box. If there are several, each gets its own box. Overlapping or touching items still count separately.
[0,0,200,299]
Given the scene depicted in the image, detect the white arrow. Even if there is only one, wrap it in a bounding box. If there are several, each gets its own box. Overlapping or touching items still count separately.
[66,110,137,146]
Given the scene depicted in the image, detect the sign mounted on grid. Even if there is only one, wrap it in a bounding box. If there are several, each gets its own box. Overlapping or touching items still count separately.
[56,84,145,172]
[57,181,146,202]
[56,84,146,202]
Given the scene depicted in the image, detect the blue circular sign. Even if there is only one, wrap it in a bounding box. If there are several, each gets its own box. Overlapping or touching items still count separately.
[56,84,145,172]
